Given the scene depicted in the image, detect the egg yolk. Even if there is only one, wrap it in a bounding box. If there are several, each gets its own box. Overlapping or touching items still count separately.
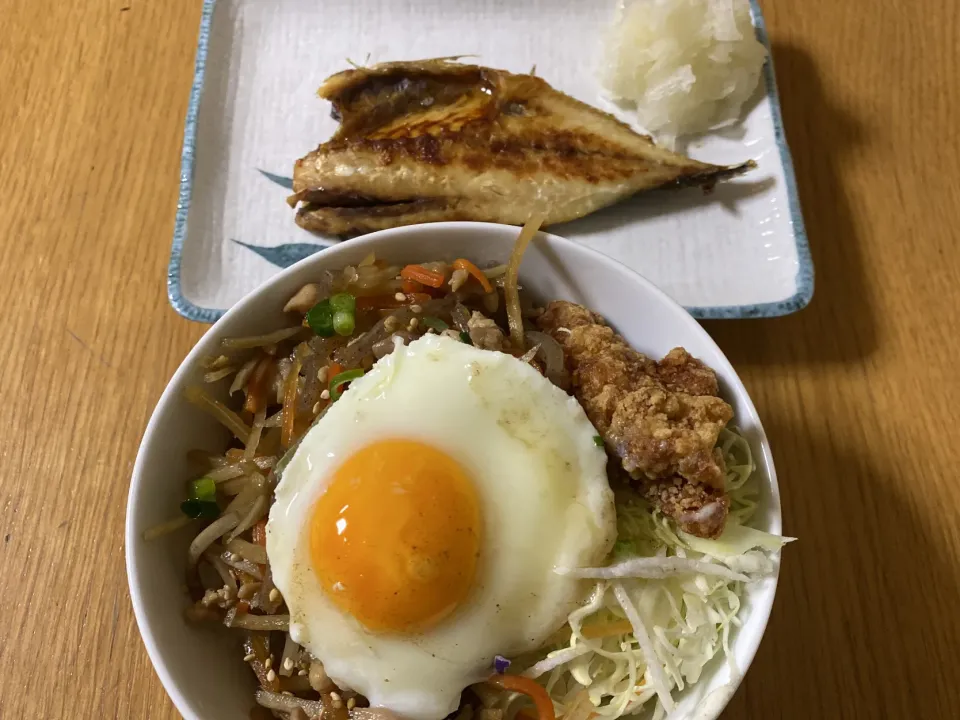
[310,439,482,634]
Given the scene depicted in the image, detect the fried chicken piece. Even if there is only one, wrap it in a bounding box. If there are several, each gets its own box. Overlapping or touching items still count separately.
[608,461,729,539]
[608,385,732,488]
[643,476,730,539]
[656,347,720,396]
[537,300,734,537]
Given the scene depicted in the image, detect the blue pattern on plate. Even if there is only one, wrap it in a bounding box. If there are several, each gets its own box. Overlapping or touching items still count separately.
[232,239,326,268]
[257,169,294,190]
[167,0,812,324]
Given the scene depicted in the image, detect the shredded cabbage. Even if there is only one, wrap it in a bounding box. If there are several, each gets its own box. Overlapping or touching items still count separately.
[512,429,791,718]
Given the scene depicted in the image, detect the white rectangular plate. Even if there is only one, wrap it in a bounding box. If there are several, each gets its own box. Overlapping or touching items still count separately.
[170,0,812,323]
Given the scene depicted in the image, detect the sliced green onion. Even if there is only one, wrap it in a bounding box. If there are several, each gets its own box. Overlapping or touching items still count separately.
[593,435,604,447]
[190,476,217,500]
[180,499,221,519]
[306,300,335,336]
[421,316,449,331]
[459,331,472,345]
[329,369,365,401]
[329,293,356,314]
[333,310,356,336]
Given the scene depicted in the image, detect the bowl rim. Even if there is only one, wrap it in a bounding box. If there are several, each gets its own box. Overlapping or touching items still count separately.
[127,221,781,720]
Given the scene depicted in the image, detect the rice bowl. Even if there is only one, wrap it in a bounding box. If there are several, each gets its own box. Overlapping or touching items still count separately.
[126,222,784,720]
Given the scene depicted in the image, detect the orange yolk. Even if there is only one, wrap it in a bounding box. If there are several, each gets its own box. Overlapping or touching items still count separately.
[310,439,482,634]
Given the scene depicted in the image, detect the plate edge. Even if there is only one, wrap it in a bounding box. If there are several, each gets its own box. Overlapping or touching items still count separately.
[685,0,815,321]
[166,0,814,324]
[166,0,224,325]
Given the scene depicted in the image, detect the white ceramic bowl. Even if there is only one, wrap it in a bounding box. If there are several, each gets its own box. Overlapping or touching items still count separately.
[127,222,782,720]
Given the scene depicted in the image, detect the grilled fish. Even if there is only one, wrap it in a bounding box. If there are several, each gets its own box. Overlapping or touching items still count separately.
[292,59,753,236]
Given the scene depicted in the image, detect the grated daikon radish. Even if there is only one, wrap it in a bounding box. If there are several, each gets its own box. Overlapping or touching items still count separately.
[601,0,767,147]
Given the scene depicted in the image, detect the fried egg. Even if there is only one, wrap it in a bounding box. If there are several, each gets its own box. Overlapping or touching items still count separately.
[268,335,616,719]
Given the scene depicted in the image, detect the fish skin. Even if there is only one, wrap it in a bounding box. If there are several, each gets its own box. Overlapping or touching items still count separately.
[292,59,754,236]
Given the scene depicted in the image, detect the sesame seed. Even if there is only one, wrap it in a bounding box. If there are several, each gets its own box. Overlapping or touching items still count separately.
[330,692,343,709]
[410,304,422,313]
[264,657,273,669]
[347,698,356,710]
[384,316,397,331]
[243,653,256,662]
[312,401,321,414]
[394,292,406,301]
[320,389,330,400]
[298,669,308,677]
[269,588,282,603]
[317,366,328,383]
[409,317,419,329]
[281,691,293,696]
[283,657,294,672]
[266,669,277,683]
[228,552,240,562]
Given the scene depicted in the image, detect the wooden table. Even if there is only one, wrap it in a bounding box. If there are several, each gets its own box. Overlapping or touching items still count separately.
[1,1,958,717]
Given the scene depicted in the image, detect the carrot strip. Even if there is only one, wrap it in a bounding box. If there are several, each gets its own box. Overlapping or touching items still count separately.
[453,258,494,293]
[251,519,267,547]
[250,519,268,574]
[488,675,555,720]
[280,357,301,448]
[401,279,424,294]
[400,264,445,288]
[327,363,343,383]
[243,356,272,413]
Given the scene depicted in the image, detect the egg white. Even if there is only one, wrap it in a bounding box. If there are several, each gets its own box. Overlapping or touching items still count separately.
[268,335,616,719]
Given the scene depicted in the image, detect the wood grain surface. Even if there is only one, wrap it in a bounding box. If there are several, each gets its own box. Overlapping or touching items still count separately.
[1,0,958,717]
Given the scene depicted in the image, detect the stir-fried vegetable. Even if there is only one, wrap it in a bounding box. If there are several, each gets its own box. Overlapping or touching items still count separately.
[281,356,302,448]
[306,301,336,336]
[505,215,544,349]
[184,386,252,442]
[524,332,569,389]
[329,293,356,314]
[421,316,449,332]
[356,292,431,311]
[329,369,364,401]
[189,476,217,500]
[156,234,779,720]
[222,327,302,350]
[329,293,358,336]
[488,675,556,720]
[400,263,445,288]
[333,311,355,336]
[180,498,220,519]
[453,258,494,293]
[244,357,273,413]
